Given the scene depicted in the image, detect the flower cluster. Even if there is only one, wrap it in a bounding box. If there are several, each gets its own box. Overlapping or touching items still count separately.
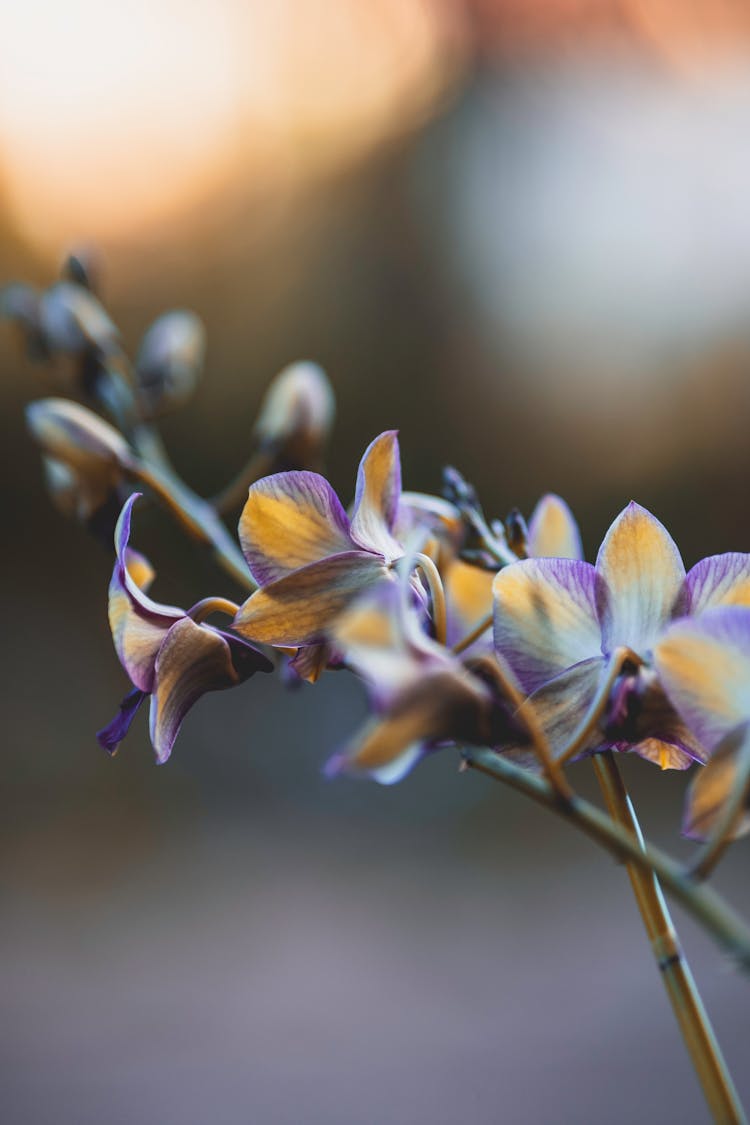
[7,256,750,860]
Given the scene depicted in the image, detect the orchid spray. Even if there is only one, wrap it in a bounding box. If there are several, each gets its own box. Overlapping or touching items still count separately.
[5,256,750,1124]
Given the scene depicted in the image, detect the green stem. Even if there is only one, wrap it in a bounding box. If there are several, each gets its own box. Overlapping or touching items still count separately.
[593,751,745,1125]
[461,746,750,972]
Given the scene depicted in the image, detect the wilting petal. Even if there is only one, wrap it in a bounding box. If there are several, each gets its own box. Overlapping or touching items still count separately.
[444,559,494,650]
[493,559,604,694]
[350,431,403,562]
[233,552,388,647]
[108,495,182,691]
[238,471,355,585]
[685,553,750,615]
[148,618,268,763]
[511,657,606,765]
[596,502,685,654]
[328,667,491,780]
[527,494,583,560]
[683,723,750,841]
[124,547,155,592]
[654,607,750,751]
[96,688,147,754]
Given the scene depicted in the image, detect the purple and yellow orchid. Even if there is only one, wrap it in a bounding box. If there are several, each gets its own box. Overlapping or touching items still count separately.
[233,431,404,649]
[493,502,750,769]
[655,606,750,839]
[98,494,272,762]
[325,578,499,783]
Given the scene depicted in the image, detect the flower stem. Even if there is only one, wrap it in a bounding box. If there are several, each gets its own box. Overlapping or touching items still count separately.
[461,746,750,972]
[452,612,493,655]
[414,552,447,646]
[593,750,746,1124]
[134,462,256,592]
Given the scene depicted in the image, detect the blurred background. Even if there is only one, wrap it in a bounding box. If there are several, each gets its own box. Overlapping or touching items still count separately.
[3,2,750,1122]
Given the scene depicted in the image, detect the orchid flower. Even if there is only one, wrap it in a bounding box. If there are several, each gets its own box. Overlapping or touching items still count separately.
[655,606,750,839]
[441,492,583,656]
[493,502,750,769]
[97,494,272,762]
[233,431,403,648]
[325,578,499,783]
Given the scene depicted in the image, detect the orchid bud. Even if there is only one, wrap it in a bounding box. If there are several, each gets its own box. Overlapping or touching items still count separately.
[41,455,121,526]
[135,310,205,416]
[26,398,133,477]
[36,282,120,392]
[504,508,528,557]
[61,247,101,294]
[254,361,335,469]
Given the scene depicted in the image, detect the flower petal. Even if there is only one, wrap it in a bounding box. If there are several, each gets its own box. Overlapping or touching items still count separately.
[510,657,606,766]
[96,688,147,754]
[682,723,750,841]
[108,495,183,692]
[654,606,750,750]
[349,431,403,562]
[596,502,685,654]
[444,559,494,650]
[233,552,389,647]
[527,494,583,560]
[149,618,260,763]
[238,471,355,585]
[685,553,750,615]
[493,559,604,694]
[328,667,490,780]
[632,739,697,771]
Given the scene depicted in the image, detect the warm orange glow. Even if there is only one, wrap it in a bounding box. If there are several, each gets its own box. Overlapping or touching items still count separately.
[0,0,464,254]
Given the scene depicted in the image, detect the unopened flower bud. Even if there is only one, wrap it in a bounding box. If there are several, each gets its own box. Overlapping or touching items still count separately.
[254,361,335,469]
[35,282,120,392]
[61,247,101,294]
[26,398,133,477]
[504,508,528,557]
[135,310,205,416]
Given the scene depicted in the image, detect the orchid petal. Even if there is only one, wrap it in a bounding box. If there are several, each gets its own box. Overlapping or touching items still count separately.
[511,657,606,765]
[444,559,494,650]
[328,667,490,779]
[596,502,685,654]
[233,552,389,647]
[148,618,269,763]
[350,431,403,562]
[238,471,354,585]
[685,553,750,615]
[96,688,146,754]
[682,723,750,841]
[654,607,750,751]
[395,491,463,547]
[527,494,583,560]
[493,559,604,694]
[108,495,182,691]
[632,739,697,771]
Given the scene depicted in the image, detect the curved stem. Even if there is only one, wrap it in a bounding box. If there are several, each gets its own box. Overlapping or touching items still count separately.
[186,596,241,623]
[593,751,745,1124]
[484,653,575,804]
[414,553,447,646]
[558,647,642,764]
[452,612,493,656]
[461,746,750,973]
